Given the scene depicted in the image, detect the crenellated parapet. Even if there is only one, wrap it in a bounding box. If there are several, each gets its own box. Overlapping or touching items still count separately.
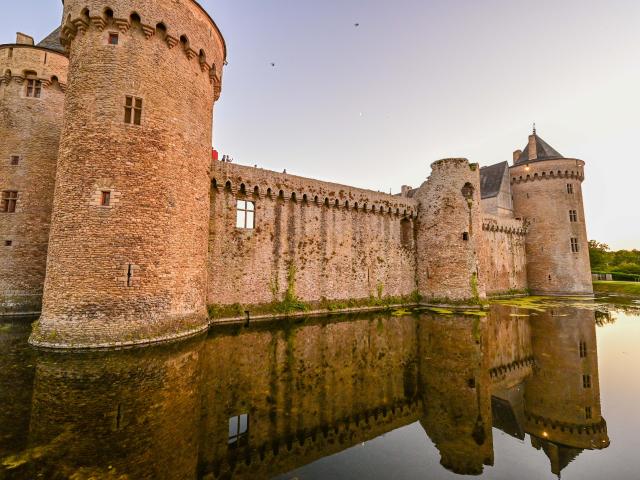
[510,160,585,185]
[0,44,68,91]
[59,0,225,97]
[211,162,418,219]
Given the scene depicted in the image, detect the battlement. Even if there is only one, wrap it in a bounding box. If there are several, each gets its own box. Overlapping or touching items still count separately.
[0,43,68,90]
[60,0,225,96]
[211,161,418,218]
[510,158,585,185]
[482,215,527,235]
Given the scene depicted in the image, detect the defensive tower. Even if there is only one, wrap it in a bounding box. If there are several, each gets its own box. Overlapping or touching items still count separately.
[415,158,487,302]
[510,129,592,295]
[0,32,68,315]
[31,1,226,348]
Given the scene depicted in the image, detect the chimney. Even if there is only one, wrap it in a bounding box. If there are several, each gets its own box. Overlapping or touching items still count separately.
[513,149,522,163]
[528,134,537,161]
[16,33,34,46]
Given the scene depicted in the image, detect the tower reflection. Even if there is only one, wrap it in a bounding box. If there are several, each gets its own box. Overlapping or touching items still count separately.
[9,305,608,479]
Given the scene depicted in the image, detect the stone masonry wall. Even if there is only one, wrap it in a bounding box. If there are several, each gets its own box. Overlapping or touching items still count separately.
[480,214,528,295]
[414,158,487,302]
[0,45,68,314]
[208,162,418,309]
[510,158,593,295]
[33,1,226,347]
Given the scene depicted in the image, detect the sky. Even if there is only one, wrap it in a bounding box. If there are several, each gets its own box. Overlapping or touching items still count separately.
[2,0,639,249]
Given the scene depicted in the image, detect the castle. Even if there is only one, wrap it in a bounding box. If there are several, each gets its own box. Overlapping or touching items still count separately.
[0,0,593,349]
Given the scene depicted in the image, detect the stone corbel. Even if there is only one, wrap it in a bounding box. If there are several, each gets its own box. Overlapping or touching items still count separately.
[114,18,130,33]
[141,24,155,39]
[185,47,197,60]
[89,16,107,31]
[166,35,178,49]
[72,18,90,35]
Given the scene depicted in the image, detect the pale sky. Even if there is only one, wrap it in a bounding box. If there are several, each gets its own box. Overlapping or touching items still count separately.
[2,0,639,249]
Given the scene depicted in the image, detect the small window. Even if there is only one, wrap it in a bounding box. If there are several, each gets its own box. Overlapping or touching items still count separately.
[585,406,592,419]
[101,191,111,206]
[582,374,592,388]
[567,183,574,194]
[236,200,255,229]
[10,155,20,166]
[4,240,12,247]
[8,48,13,58]
[228,414,249,447]
[571,237,579,253]
[1,191,18,213]
[108,33,119,45]
[462,232,469,241]
[569,210,578,222]
[579,341,587,358]
[124,96,143,125]
[26,79,42,98]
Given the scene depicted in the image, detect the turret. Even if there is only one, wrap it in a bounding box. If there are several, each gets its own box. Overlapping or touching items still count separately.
[510,129,592,295]
[31,1,226,348]
[0,31,68,314]
[414,158,486,302]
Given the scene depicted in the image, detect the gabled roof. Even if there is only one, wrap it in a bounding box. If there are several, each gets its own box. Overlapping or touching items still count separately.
[37,27,65,54]
[515,134,563,164]
[480,161,508,199]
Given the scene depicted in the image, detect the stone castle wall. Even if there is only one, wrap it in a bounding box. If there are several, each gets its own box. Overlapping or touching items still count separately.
[32,1,226,347]
[510,158,593,295]
[0,44,68,314]
[480,214,528,295]
[208,162,418,308]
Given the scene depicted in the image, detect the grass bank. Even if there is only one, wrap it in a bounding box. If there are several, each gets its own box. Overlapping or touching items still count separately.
[593,281,640,296]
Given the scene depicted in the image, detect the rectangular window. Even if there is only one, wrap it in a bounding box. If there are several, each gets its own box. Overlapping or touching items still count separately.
[108,33,119,45]
[585,406,592,419]
[582,374,592,388]
[26,79,42,98]
[569,209,578,222]
[228,414,249,447]
[4,240,12,247]
[236,200,255,229]
[567,183,574,194]
[124,96,142,125]
[570,237,579,253]
[1,191,18,213]
[10,155,20,166]
[101,191,111,206]
[579,341,587,358]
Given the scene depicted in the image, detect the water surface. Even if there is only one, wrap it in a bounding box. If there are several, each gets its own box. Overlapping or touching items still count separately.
[1,297,638,479]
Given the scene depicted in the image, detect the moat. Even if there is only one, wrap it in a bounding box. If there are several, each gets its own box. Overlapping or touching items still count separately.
[1,296,639,480]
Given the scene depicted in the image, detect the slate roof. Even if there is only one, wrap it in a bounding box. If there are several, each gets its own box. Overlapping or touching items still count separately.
[480,161,508,199]
[37,27,65,54]
[515,134,563,164]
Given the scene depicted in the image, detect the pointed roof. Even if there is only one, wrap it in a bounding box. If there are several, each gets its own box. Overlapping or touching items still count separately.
[37,27,65,54]
[480,161,508,199]
[515,132,563,165]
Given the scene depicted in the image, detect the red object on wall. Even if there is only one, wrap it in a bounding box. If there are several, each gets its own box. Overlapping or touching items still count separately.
[212,149,219,161]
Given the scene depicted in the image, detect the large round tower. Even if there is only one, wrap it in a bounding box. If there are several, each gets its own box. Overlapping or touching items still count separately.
[31,1,226,348]
[510,130,593,295]
[0,32,68,315]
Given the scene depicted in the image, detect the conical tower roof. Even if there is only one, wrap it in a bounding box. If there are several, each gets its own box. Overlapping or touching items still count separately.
[514,128,563,165]
[37,26,65,54]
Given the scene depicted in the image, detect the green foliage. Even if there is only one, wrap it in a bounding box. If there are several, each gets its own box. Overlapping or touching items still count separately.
[589,240,640,279]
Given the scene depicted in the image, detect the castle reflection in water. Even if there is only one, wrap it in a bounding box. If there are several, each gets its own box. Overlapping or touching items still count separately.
[0,305,609,479]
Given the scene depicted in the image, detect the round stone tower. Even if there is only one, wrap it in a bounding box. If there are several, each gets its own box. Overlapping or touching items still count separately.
[0,32,68,315]
[415,158,487,303]
[510,130,593,295]
[31,1,226,348]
